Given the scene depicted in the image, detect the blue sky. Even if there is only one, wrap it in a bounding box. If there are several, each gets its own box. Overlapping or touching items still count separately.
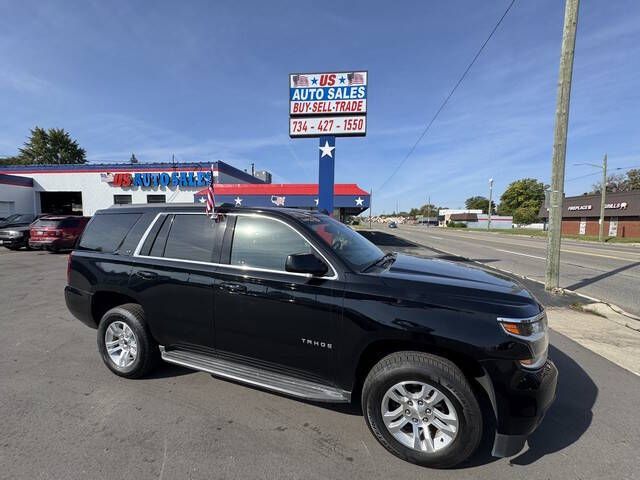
[1,0,639,213]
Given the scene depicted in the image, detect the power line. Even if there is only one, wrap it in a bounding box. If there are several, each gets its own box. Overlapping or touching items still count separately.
[566,171,599,182]
[377,0,517,192]
[567,164,640,182]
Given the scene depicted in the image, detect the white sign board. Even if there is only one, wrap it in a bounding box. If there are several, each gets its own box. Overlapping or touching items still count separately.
[289,115,366,138]
[608,217,618,237]
[579,217,587,235]
[289,71,367,138]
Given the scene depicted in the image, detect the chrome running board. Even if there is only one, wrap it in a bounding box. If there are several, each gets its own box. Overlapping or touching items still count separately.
[159,346,350,403]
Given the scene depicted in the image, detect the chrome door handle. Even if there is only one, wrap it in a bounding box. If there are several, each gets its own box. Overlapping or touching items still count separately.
[220,282,246,293]
[135,270,157,280]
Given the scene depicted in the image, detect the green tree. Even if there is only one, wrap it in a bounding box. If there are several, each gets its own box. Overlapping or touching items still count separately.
[625,169,640,191]
[17,127,86,164]
[513,206,540,225]
[464,196,495,214]
[498,178,545,221]
[590,173,627,194]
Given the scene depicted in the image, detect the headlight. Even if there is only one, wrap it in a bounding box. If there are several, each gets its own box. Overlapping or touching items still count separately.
[498,311,548,369]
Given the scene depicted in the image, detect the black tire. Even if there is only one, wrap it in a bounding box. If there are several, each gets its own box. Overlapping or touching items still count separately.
[361,351,482,468]
[97,303,160,378]
[6,245,20,250]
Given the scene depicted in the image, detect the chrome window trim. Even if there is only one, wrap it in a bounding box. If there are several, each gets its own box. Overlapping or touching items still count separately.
[496,311,546,325]
[132,211,339,280]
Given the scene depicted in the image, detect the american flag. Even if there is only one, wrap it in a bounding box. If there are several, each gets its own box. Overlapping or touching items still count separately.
[293,75,309,87]
[205,164,216,217]
[100,173,114,183]
[348,72,365,85]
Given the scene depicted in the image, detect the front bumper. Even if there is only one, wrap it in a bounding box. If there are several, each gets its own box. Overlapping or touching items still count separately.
[479,359,558,457]
[0,237,27,247]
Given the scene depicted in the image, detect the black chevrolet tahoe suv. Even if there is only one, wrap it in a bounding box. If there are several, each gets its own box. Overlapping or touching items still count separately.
[65,204,557,468]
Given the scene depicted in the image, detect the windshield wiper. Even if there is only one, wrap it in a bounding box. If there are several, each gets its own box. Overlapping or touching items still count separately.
[362,252,396,272]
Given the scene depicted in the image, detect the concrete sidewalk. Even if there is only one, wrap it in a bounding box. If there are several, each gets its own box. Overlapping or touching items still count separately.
[547,304,640,375]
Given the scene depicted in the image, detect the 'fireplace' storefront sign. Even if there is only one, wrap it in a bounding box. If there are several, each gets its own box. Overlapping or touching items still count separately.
[101,171,214,189]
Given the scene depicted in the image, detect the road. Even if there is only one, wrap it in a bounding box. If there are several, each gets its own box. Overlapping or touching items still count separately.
[386,225,640,316]
[1,248,639,480]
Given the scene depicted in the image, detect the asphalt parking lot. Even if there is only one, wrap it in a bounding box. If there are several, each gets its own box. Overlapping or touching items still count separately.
[1,248,639,480]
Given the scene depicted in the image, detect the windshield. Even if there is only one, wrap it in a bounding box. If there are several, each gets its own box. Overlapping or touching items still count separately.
[300,214,384,271]
[1,214,20,223]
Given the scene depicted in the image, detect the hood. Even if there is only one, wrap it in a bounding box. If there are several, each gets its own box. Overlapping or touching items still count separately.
[0,225,30,233]
[0,221,32,228]
[379,253,533,299]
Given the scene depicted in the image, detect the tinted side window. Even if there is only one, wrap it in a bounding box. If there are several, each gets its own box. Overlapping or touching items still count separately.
[150,215,172,257]
[162,214,218,262]
[230,216,312,271]
[79,213,141,252]
[59,218,80,228]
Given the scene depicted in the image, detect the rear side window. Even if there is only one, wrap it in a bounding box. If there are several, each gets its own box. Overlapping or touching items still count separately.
[32,219,62,228]
[162,214,218,262]
[79,213,141,253]
[59,218,81,228]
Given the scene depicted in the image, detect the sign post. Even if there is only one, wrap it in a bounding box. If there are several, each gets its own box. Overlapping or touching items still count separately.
[318,135,335,214]
[289,71,367,216]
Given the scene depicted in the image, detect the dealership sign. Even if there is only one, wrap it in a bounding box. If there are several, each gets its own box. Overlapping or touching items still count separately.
[289,115,366,137]
[101,171,214,189]
[567,202,628,212]
[289,71,367,138]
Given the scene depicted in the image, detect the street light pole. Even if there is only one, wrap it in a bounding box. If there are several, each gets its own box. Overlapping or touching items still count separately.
[574,154,608,242]
[545,0,580,292]
[488,178,493,230]
[598,153,608,242]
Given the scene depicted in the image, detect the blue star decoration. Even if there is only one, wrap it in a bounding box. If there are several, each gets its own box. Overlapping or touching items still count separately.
[339,75,346,84]
[311,77,318,85]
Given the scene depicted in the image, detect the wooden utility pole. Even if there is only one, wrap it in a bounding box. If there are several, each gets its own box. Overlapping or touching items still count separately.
[598,153,608,242]
[545,0,580,291]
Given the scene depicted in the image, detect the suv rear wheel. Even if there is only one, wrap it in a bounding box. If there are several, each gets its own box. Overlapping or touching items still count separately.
[361,351,482,468]
[97,303,159,378]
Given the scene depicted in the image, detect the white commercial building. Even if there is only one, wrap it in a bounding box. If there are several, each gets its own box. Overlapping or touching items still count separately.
[0,161,265,217]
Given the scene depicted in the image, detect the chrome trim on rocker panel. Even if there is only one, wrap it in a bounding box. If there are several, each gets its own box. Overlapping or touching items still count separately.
[159,346,350,402]
[132,211,339,280]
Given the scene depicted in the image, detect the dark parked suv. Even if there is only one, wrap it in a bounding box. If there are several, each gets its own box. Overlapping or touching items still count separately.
[65,204,557,468]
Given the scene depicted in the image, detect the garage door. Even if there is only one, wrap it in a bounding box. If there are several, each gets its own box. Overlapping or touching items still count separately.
[0,201,15,217]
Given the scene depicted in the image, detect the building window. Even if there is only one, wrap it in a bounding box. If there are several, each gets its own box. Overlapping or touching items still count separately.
[113,195,132,205]
[147,194,166,204]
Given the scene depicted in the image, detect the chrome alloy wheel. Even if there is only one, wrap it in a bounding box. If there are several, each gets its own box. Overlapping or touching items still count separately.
[381,381,459,453]
[104,321,138,368]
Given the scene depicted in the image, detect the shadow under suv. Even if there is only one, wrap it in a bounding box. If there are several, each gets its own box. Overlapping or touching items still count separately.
[65,204,557,468]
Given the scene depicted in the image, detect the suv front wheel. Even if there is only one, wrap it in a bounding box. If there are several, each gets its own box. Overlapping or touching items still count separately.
[97,303,159,378]
[361,351,482,468]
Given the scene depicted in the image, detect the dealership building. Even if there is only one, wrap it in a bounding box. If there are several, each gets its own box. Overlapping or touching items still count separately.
[540,190,640,238]
[0,161,370,221]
